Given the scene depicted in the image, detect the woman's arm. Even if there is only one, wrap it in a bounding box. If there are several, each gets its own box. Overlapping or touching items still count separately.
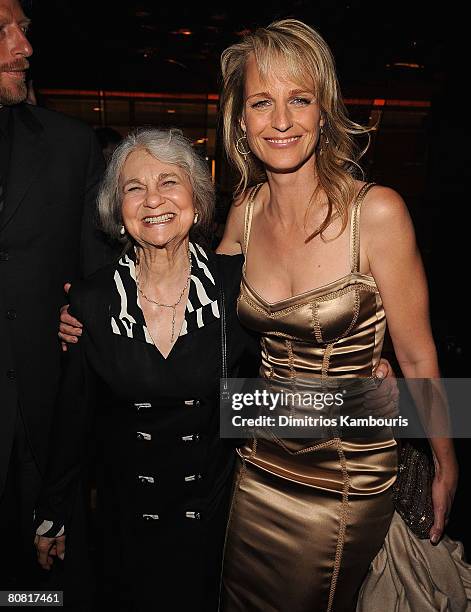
[35,290,96,568]
[364,185,458,543]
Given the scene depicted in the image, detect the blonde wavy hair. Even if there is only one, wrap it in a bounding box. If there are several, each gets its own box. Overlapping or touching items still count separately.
[220,18,373,240]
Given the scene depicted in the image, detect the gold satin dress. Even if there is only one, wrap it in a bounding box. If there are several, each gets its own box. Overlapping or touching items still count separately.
[221,183,398,612]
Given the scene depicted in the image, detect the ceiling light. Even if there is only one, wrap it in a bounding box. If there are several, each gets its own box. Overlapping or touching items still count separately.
[387,62,423,69]
[170,28,192,36]
[166,58,187,69]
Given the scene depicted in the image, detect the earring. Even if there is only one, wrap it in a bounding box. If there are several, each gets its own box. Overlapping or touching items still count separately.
[120,225,125,235]
[236,133,251,159]
[319,127,329,155]
[193,212,199,225]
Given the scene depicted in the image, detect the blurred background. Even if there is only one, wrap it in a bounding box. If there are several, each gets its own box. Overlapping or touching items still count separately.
[26,0,469,542]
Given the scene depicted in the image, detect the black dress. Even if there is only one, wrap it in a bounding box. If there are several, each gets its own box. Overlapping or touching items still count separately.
[35,244,257,611]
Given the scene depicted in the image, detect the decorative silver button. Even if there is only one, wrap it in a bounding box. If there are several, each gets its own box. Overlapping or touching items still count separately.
[181,434,200,442]
[138,475,155,484]
[134,402,152,412]
[185,511,201,519]
[137,431,151,441]
[142,514,159,521]
[184,474,202,482]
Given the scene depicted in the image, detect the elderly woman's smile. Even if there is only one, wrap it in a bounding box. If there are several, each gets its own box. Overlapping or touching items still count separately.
[142,213,176,225]
[120,148,195,248]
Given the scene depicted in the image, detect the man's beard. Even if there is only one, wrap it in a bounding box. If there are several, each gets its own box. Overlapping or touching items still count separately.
[0,80,28,105]
[0,60,29,105]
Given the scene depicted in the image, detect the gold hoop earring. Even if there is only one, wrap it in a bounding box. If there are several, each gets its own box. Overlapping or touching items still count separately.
[319,127,329,155]
[236,134,251,159]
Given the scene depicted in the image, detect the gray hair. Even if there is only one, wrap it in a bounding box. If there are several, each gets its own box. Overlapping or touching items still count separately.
[98,127,214,246]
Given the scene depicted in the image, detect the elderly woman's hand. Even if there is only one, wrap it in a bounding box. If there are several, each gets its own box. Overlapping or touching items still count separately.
[58,283,83,351]
[363,358,400,419]
[374,357,394,381]
[34,534,66,570]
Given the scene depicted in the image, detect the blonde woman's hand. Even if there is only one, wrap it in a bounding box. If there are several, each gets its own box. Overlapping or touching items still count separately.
[430,459,458,544]
[58,283,83,351]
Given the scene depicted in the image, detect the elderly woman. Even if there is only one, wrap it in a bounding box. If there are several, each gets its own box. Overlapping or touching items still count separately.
[33,128,254,611]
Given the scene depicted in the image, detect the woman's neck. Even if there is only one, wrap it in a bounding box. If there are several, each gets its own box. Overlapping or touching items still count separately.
[136,240,191,286]
[264,157,324,227]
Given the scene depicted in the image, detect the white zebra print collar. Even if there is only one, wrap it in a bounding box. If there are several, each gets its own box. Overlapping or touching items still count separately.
[110,242,220,343]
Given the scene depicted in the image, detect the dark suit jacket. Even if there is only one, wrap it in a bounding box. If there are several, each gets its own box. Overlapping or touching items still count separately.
[0,103,115,496]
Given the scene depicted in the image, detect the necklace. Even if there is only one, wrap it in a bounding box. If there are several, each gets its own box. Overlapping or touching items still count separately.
[136,249,192,343]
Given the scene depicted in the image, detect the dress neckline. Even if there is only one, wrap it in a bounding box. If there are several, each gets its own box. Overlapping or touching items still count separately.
[241,181,378,310]
[241,269,377,311]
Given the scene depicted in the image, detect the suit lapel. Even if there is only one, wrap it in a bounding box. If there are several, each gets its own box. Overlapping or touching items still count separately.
[0,104,46,232]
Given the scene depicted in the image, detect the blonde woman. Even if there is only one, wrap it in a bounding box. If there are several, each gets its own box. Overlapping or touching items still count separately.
[217,19,463,611]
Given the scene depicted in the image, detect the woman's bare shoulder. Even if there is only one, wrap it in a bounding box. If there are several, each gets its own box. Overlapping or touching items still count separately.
[359,182,410,228]
[216,184,265,254]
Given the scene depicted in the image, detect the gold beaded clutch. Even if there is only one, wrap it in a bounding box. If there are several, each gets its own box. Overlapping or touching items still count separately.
[392,440,435,539]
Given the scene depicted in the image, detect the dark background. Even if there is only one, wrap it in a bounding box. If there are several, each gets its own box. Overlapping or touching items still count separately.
[30,1,459,95]
[25,0,470,544]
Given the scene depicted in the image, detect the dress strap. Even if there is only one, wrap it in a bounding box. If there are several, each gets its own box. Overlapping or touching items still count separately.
[242,183,263,268]
[350,182,376,274]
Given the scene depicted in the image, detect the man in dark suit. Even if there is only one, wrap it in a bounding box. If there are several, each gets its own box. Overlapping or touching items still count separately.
[0,0,113,589]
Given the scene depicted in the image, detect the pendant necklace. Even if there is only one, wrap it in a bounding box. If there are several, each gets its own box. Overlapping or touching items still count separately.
[136,249,192,343]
